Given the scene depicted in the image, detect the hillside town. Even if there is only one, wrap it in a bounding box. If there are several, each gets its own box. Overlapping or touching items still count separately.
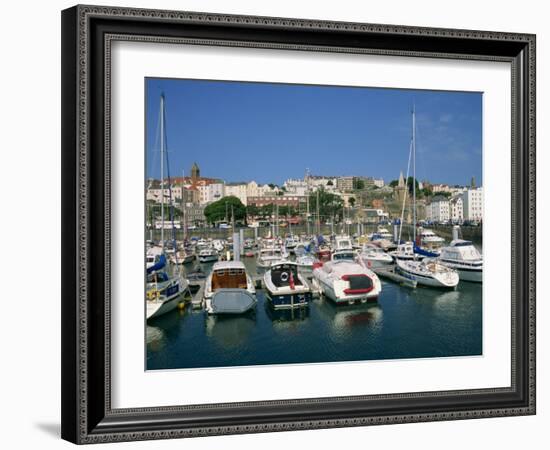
[146,162,483,230]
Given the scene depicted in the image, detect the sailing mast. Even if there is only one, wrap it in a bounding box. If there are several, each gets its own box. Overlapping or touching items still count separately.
[160,93,166,248]
[412,105,417,244]
[305,168,310,236]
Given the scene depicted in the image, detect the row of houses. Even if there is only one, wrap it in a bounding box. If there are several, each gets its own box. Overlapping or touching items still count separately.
[425,187,483,223]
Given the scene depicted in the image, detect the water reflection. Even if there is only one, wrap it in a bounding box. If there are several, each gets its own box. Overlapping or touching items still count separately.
[315,298,383,341]
[204,313,256,349]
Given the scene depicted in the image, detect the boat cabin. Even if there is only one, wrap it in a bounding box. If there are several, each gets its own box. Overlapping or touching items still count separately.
[210,262,248,291]
[269,263,303,288]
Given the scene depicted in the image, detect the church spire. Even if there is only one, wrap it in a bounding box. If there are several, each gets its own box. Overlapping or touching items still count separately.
[191,162,200,181]
[398,171,405,188]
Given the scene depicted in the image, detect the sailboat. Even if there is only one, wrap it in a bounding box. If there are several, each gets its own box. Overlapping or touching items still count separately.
[146,93,190,320]
[393,107,459,289]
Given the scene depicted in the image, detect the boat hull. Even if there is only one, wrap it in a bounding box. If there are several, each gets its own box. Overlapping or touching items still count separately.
[198,255,218,263]
[266,290,312,309]
[146,290,184,320]
[396,265,458,288]
[318,279,378,305]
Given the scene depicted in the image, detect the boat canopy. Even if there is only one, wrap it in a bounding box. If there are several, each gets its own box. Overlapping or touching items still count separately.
[413,244,439,258]
[146,253,166,274]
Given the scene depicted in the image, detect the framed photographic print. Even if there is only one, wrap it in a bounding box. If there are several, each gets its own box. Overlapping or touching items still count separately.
[61,5,536,444]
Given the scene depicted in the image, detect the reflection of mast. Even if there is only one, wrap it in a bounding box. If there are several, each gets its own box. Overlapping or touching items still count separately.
[181,170,187,241]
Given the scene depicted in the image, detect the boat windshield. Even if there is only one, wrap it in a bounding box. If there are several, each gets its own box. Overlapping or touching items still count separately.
[333,251,355,261]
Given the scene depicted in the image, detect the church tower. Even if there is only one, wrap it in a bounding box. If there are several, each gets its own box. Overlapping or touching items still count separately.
[394,171,407,203]
[191,162,200,181]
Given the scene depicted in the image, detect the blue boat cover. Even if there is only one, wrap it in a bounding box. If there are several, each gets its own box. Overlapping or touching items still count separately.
[413,244,439,258]
[146,253,167,274]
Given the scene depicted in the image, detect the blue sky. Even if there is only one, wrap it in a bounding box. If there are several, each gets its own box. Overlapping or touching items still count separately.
[145,78,482,186]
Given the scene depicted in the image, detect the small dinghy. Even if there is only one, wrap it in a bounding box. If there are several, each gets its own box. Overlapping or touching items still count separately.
[209,289,257,314]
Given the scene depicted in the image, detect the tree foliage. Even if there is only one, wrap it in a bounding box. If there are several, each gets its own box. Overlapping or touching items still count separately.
[204,196,246,225]
[309,188,344,220]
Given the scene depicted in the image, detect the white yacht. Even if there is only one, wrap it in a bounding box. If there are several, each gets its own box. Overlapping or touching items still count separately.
[256,246,286,268]
[438,239,483,282]
[357,244,394,268]
[146,246,163,269]
[419,229,445,245]
[198,246,219,263]
[146,255,189,320]
[204,261,256,314]
[389,242,418,261]
[264,261,312,309]
[312,260,382,305]
[395,258,459,288]
[295,253,317,273]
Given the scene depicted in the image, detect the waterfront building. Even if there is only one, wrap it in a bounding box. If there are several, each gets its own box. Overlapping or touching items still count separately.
[426,196,450,223]
[185,204,206,227]
[198,182,225,205]
[283,178,309,196]
[337,176,355,192]
[450,195,464,222]
[462,187,483,221]
[308,175,338,192]
[247,195,305,208]
[224,182,248,205]
[373,178,384,188]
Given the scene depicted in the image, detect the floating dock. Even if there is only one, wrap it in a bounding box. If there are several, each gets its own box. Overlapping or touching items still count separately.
[190,281,205,309]
[373,266,417,288]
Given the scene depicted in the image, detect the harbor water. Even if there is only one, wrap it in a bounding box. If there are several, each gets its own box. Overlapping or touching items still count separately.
[146,256,482,370]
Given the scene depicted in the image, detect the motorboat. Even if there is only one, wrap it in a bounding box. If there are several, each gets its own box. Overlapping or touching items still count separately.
[256,246,286,268]
[312,259,382,305]
[284,235,300,251]
[146,246,163,269]
[146,254,189,320]
[357,244,393,268]
[198,246,219,263]
[204,261,257,314]
[389,242,419,261]
[418,228,445,245]
[395,258,459,288]
[333,234,354,252]
[169,249,195,265]
[437,239,483,282]
[295,253,317,273]
[263,261,312,309]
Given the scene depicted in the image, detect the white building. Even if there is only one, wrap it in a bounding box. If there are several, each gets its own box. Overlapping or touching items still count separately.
[198,182,225,205]
[373,178,384,188]
[462,187,483,221]
[224,183,248,205]
[283,178,309,196]
[450,195,464,222]
[426,196,450,223]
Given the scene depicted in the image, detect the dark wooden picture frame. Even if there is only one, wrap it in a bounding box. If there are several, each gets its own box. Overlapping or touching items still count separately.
[61,5,536,444]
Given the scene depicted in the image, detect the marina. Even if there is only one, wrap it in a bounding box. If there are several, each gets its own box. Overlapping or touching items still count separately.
[147,253,482,370]
[144,83,484,371]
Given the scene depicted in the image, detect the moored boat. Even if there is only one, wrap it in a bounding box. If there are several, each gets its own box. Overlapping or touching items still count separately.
[264,261,312,309]
[395,258,459,288]
[312,259,382,305]
[204,261,256,314]
[438,239,482,282]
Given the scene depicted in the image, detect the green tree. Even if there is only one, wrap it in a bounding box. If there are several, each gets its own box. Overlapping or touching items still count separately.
[327,180,334,186]
[309,188,344,221]
[354,179,365,190]
[348,197,356,208]
[204,196,246,225]
[389,179,399,187]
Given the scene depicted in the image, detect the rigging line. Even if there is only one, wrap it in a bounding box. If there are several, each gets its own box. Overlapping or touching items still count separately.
[398,138,413,243]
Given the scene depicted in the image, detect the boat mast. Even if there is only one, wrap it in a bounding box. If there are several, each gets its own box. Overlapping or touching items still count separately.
[160,93,165,248]
[412,105,416,244]
[305,168,310,236]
